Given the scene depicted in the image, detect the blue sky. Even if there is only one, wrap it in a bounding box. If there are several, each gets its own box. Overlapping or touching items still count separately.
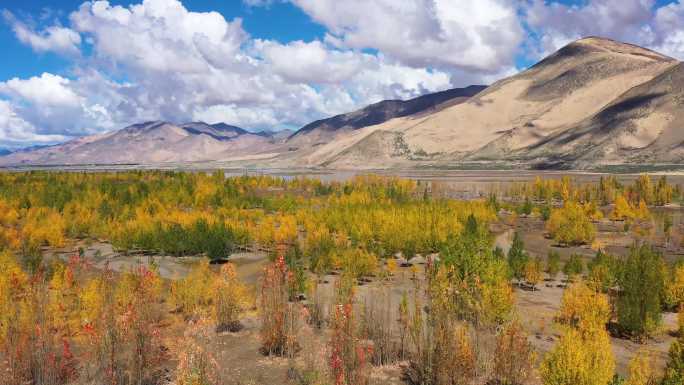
[0,0,683,148]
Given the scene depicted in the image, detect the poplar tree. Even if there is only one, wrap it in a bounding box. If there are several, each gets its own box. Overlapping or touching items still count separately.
[507,232,528,286]
[617,244,666,338]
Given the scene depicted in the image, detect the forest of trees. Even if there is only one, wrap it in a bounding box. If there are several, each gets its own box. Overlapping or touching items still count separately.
[0,171,683,385]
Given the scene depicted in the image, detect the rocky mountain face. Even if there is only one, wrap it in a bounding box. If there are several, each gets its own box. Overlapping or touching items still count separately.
[3,37,684,170]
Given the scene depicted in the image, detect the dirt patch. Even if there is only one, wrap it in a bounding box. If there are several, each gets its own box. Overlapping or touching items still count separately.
[48,241,270,281]
[516,278,678,376]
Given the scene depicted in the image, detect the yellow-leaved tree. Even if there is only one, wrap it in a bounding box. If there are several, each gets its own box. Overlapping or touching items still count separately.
[214,263,250,332]
[558,281,611,330]
[542,278,615,385]
[274,214,298,246]
[22,207,66,248]
[524,257,543,290]
[0,250,28,344]
[170,260,214,318]
[540,327,614,385]
[49,261,81,335]
[625,350,657,385]
[666,264,684,310]
[611,194,634,221]
[545,201,595,246]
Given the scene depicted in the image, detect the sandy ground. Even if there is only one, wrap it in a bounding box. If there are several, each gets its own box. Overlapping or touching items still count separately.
[49,241,270,283]
[496,212,684,263]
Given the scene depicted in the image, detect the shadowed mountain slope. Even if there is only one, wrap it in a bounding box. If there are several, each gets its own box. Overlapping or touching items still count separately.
[286,85,486,148]
[520,62,684,168]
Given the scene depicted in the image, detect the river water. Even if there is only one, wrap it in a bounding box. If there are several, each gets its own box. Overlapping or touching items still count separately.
[224,169,684,200]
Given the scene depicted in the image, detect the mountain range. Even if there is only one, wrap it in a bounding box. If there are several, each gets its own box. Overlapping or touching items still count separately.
[2,36,683,170]
[0,121,294,165]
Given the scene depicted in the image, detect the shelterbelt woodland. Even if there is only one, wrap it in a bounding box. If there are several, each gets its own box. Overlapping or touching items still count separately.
[1,172,684,385]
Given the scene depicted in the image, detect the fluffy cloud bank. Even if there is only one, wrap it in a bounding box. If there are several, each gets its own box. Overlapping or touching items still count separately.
[293,0,524,73]
[652,1,684,58]
[1,0,684,148]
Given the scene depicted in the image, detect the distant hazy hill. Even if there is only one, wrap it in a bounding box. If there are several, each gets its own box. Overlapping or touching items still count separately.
[0,121,291,166]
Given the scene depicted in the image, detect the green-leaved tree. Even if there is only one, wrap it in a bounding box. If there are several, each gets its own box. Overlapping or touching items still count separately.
[508,232,528,286]
[617,243,666,339]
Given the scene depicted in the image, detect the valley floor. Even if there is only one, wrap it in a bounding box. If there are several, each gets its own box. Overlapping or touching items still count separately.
[44,215,682,384]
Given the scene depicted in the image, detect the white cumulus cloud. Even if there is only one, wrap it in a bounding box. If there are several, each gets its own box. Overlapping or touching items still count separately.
[652,1,684,58]
[0,100,67,148]
[291,0,525,74]
[1,73,81,107]
[524,0,684,60]
[2,10,82,56]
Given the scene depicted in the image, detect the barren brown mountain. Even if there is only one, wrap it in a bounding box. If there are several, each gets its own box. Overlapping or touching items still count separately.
[300,37,680,169]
